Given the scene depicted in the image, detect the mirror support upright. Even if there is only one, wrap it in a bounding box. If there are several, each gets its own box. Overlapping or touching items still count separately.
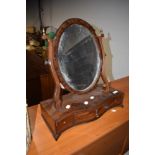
[98,33,110,92]
[48,39,62,110]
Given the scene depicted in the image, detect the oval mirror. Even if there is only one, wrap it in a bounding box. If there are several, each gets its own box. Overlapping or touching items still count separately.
[54,19,102,93]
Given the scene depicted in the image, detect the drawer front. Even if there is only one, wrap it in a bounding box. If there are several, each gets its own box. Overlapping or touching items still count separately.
[75,110,96,123]
[56,115,74,133]
[111,94,123,106]
[104,94,122,107]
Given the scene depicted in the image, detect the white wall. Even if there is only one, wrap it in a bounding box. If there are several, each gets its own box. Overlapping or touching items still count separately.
[26,0,40,29]
[27,0,129,80]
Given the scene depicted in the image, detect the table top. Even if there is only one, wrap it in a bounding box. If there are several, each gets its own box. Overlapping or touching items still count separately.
[27,77,129,155]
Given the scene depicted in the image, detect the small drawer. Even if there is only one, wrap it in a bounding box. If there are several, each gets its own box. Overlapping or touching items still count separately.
[75,110,96,123]
[56,115,74,133]
[112,95,122,105]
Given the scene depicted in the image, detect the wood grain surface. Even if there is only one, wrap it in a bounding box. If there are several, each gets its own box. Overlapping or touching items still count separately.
[27,76,129,155]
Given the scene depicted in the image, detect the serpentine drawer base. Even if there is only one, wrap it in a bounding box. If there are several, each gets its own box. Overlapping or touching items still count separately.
[40,85,124,140]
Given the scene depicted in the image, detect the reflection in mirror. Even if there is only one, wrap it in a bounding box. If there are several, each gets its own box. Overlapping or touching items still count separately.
[57,24,101,91]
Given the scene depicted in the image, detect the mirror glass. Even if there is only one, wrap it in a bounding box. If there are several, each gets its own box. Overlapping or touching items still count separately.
[57,24,101,91]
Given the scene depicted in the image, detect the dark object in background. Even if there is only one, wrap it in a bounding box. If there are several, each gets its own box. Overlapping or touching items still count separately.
[26,50,49,106]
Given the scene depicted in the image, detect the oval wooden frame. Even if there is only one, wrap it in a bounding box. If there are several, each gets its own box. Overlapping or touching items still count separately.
[53,18,103,94]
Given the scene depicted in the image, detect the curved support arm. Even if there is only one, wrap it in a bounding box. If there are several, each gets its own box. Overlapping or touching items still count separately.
[98,34,110,92]
[48,39,62,110]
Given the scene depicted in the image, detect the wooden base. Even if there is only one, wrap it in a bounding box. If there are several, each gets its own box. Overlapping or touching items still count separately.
[40,84,124,140]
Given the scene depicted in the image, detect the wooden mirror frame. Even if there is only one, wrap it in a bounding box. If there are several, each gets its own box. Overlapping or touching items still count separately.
[48,18,110,110]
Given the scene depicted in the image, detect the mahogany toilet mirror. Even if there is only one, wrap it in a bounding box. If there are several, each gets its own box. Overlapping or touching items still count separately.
[40,18,124,140]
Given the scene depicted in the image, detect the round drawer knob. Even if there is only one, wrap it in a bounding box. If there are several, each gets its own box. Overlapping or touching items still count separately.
[65,105,71,109]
